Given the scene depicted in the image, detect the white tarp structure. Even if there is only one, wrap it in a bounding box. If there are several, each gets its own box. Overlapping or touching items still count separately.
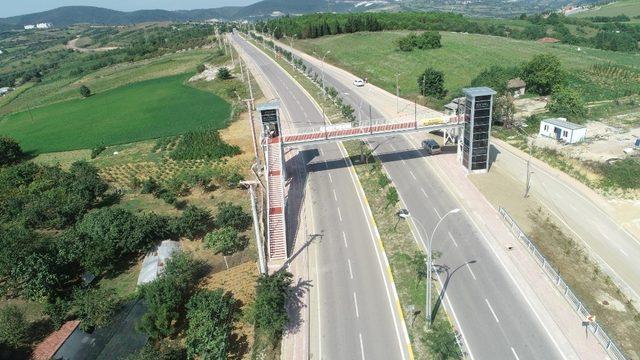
[137,240,181,285]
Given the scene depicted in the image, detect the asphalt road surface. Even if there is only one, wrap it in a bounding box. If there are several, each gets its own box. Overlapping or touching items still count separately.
[230,33,408,360]
[281,44,569,360]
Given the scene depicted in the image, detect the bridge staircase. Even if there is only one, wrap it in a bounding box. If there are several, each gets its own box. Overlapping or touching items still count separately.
[265,136,287,264]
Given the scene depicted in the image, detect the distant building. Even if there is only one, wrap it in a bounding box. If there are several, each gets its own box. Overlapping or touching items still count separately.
[537,37,560,44]
[443,97,466,116]
[0,87,13,96]
[507,78,526,98]
[23,23,52,30]
[539,118,586,144]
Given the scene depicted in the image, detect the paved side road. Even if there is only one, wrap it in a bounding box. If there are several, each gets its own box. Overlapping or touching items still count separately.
[230,33,410,360]
[270,37,608,360]
[491,138,640,307]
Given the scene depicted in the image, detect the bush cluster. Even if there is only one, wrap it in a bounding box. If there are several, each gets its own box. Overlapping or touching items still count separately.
[397,31,442,51]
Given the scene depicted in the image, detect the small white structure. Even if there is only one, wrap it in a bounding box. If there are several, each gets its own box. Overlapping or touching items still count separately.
[507,78,526,98]
[443,97,465,116]
[137,240,181,285]
[36,23,52,29]
[24,25,35,30]
[0,87,13,96]
[539,118,586,144]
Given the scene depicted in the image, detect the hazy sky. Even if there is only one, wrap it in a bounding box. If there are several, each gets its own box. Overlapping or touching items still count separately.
[2,0,258,17]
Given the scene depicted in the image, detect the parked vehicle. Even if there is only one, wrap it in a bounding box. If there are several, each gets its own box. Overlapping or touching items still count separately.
[353,78,365,87]
[422,139,441,155]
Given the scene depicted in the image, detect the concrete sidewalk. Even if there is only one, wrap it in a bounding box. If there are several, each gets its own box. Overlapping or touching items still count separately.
[418,146,608,360]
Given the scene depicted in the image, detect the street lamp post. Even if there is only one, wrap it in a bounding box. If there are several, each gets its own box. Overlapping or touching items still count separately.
[271,27,278,56]
[514,126,534,198]
[396,73,400,114]
[398,208,461,327]
[313,50,331,98]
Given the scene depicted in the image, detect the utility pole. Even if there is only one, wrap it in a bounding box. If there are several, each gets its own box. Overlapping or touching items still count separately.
[246,99,259,168]
[241,181,267,275]
[314,50,331,98]
[247,70,255,110]
[239,59,245,82]
[396,73,400,114]
[229,42,236,67]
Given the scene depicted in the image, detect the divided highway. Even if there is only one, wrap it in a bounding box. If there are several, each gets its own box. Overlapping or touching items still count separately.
[269,40,574,359]
[230,33,409,360]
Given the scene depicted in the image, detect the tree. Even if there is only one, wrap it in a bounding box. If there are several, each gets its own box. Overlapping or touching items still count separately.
[126,342,185,360]
[415,31,441,49]
[470,66,518,95]
[0,305,30,349]
[196,64,206,73]
[422,321,462,360]
[417,68,447,99]
[79,85,91,98]
[520,54,565,95]
[75,208,159,274]
[0,136,23,166]
[250,271,292,342]
[217,67,231,80]
[494,93,516,127]
[546,86,586,121]
[45,297,70,330]
[397,34,417,51]
[214,202,251,231]
[73,287,119,332]
[185,289,237,360]
[138,252,200,339]
[521,24,547,40]
[385,186,399,209]
[205,227,245,256]
[175,205,212,238]
[410,251,428,285]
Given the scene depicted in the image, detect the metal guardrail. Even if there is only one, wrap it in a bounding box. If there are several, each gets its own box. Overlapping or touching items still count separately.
[498,207,627,360]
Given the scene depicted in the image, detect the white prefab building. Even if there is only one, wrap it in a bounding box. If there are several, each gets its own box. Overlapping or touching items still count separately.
[539,118,586,144]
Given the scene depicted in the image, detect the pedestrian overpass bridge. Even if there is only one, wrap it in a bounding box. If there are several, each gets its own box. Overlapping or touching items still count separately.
[260,100,464,265]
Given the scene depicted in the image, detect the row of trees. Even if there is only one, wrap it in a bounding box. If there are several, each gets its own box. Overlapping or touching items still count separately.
[254,12,639,53]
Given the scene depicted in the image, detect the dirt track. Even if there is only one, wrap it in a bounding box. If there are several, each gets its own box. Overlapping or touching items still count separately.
[65,37,119,53]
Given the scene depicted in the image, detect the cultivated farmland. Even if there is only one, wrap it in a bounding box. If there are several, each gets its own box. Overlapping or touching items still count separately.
[296,31,640,105]
[0,74,231,154]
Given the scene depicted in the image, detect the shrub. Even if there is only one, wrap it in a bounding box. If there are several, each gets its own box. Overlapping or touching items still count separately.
[377,173,391,188]
[385,186,399,208]
[79,85,91,98]
[600,158,640,189]
[175,205,212,238]
[250,272,292,342]
[546,86,586,121]
[73,287,119,332]
[90,144,106,159]
[205,227,246,255]
[422,320,462,359]
[0,136,23,166]
[520,54,565,95]
[141,178,159,194]
[185,290,237,359]
[196,64,206,73]
[170,130,240,161]
[138,252,200,339]
[0,305,30,349]
[215,202,251,231]
[217,67,231,80]
[417,67,447,99]
[45,297,70,330]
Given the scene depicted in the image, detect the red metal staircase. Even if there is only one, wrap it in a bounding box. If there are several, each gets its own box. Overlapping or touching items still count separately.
[266,136,287,262]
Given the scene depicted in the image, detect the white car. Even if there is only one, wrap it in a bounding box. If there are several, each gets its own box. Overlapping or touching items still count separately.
[353,78,365,87]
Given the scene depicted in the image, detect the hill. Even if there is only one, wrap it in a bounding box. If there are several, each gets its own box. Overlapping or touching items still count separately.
[572,0,640,22]
[0,1,391,27]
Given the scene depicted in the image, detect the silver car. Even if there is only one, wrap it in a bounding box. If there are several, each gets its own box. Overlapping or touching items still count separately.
[422,139,441,155]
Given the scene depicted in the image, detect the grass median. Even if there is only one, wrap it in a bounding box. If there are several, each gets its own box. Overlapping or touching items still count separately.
[343,140,462,360]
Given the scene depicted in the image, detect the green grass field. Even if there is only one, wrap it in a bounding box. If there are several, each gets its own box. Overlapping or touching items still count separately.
[296,31,640,105]
[573,0,640,22]
[0,74,231,154]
